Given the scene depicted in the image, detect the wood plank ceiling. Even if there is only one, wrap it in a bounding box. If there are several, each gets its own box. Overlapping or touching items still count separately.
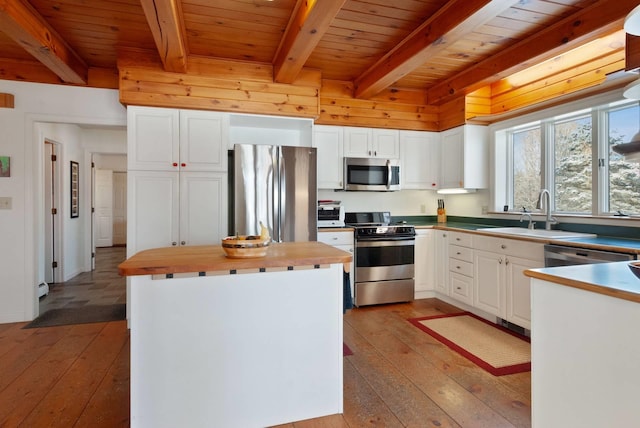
[0,0,636,125]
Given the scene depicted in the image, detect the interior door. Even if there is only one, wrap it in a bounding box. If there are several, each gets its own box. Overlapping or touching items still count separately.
[44,142,55,283]
[95,169,114,247]
[112,172,127,246]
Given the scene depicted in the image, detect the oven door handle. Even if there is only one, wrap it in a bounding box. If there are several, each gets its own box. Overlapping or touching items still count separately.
[356,238,415,248]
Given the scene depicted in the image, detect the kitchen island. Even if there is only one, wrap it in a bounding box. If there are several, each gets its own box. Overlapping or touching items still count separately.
[118,242,352,428]
[525,262,640,428]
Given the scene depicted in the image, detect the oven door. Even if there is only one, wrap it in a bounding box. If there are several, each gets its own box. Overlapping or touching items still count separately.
[355,238,414,282]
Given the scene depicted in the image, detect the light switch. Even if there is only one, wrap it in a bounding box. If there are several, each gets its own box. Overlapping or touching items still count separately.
[0,197,12,209]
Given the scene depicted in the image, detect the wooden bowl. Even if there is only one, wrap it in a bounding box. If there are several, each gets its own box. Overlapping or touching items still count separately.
[221,236,270,258]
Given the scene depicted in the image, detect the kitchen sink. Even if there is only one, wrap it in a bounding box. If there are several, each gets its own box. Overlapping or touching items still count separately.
[477,227,596,239]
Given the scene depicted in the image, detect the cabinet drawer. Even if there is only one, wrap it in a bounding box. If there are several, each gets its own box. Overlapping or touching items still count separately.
[450,272,473,304]
[318,230,354,246]
[449,245,473,262]
[474,235,544,261]
[449,258,473,277]
[448,231,473,248]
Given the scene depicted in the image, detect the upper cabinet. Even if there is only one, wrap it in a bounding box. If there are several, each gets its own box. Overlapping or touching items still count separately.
[440,125,488,191]
[128,106,228,172]
[343,127,399,159]
[313,125,344,190]
[400,130,440,190]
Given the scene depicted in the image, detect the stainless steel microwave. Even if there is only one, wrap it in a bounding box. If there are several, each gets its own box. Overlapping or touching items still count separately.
[343,158,400,191]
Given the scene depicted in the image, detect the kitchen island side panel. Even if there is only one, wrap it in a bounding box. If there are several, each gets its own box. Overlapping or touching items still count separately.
[531,278,640,428]
[130,264,344,428]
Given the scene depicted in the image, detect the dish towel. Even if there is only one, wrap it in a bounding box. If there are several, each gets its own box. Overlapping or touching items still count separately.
[343,271,353,313]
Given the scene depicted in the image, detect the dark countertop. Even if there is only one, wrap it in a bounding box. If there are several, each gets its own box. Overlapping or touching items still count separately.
[525,261,640,304]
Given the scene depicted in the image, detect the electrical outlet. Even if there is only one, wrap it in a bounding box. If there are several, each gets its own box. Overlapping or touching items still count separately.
[0,197,11,210]
[420,204,426,213]
[481,205,488,215]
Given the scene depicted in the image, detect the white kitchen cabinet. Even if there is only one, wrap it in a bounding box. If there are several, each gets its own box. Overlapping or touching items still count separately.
[313,125,344,189]
[473,235,544,329]
[434,230,449,295]
[400,130,440,190]
[439,124,488,190]
[447,231,474,306]
[318,229,354,299]
[343,127,399,158]
[414,229,434,297]
[127,171,227,254]
[128,106,228,172]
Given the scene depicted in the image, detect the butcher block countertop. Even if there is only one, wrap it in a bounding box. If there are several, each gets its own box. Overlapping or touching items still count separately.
[118,241,352,276]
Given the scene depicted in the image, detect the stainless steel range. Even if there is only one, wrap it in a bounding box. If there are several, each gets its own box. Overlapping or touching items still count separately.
[345,212,415,306]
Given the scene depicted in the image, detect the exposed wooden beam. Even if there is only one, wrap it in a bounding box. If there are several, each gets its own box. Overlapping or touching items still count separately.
[426,0,639,105]
[0,0,87,84]
[139,0,188,73]
[273,0,346,83]
[354,0,517,99]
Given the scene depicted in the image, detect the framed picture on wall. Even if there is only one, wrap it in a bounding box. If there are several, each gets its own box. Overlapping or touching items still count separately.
[70,161,79,218]
[0,156,9,177]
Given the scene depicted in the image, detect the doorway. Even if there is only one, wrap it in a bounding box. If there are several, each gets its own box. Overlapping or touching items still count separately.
[43,141,62,286]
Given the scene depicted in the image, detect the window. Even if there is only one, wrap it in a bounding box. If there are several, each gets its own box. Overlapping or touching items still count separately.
[501,98,640,216]
[607,104,640,214]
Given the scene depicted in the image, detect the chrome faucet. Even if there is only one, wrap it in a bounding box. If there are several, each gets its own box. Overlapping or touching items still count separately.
[537,189,558,230]
[519,212,535,230]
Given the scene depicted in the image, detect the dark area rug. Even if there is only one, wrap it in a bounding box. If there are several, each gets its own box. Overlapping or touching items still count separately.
[23,304,126,329]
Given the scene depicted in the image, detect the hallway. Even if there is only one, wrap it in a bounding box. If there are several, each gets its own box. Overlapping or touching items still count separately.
[39,247,127,314]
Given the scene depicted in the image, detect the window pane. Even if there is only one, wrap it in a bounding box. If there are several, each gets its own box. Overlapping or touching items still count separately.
[554,116,592,212]
[608,104,640,214]
[512,127,541,211]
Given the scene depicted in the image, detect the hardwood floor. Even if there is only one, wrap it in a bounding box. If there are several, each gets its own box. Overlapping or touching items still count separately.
[0,298,530,427]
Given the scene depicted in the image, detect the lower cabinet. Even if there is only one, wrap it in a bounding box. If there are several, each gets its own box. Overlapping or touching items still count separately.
[473,235,544,330]
[434,230,449,295]
[318,230,354,299]
[414,229,434,296]
[128,170,227,254]
[447,231,474,305]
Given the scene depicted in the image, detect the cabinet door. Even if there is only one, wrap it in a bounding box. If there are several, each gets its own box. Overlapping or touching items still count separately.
[128,106,179,171]
[179,110,228,172]
[506,256,541,330]
[474,250,505,317]
[414,230,434,292]
[343,127,372,157]
[313,125,344,189]
[128,171,179,253]
[435,231,449,295]
[400,131,439,189]
[179,172,228,246]
[440,127,463,189]
[372,129,399,158]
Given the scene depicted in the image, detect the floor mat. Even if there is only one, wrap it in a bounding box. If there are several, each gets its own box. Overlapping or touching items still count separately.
[23,304,126,328]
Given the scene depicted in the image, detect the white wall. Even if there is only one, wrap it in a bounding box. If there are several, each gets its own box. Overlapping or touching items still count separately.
[0,80,126,323]
[94,153,127,172]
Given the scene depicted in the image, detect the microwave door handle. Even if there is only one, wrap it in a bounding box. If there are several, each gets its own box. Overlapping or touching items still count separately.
[387,160,391,189]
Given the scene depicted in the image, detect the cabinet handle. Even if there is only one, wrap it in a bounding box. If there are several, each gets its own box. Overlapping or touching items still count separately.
[432,183,437,187]
[172,242,177,246]
[374,151,377,156]
[456,251,461,255]
[456,265,461,269]
[456,287,461,290]
[172,162,178,167]
[442,233,447,237]
[181,163,186,167]
[499,258,503,264]
[456,237,461,241]
[181,241,186,245]
[505,258,509,265]
[501,244,507,249]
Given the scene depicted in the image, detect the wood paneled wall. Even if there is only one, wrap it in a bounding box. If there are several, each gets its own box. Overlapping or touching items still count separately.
[118,50,321,118]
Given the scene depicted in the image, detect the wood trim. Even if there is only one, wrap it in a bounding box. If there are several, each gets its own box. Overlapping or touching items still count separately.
[0,0,88,84]
[0,93,14,108]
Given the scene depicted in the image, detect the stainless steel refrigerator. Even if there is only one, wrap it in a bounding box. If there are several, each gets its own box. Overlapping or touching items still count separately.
[230,144,317,242]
